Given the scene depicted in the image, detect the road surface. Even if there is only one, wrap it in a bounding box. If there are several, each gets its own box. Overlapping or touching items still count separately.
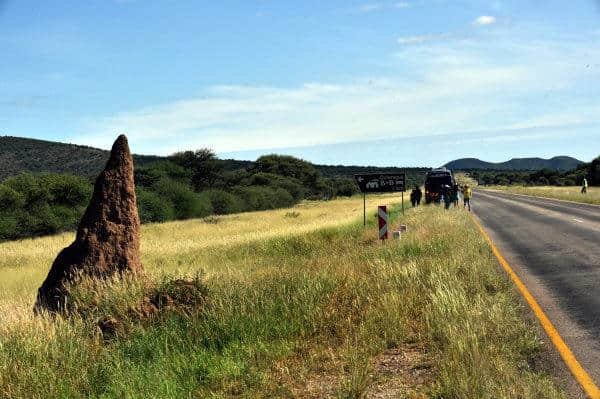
[474,189,600,398]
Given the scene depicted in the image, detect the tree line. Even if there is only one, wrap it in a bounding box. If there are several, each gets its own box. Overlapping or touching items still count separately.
[0,150,361,241]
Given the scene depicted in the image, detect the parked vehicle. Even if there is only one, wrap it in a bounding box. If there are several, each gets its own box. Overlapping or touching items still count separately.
[424,168,455,204]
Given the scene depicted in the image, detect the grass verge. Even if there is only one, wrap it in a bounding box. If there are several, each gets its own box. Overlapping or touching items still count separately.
[484,185,600,205]
[0,196,565,398]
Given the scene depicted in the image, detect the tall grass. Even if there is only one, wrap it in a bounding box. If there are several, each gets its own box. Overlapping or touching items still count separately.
[485,185,600,205]
[0,195,564,398]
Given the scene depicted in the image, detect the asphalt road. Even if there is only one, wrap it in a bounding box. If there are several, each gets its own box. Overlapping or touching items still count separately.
[473,189,600,398]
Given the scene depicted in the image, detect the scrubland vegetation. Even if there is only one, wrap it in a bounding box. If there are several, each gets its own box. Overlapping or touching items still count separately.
[0,152,362,241]
[483,185,600,205]
[0,195,564,398]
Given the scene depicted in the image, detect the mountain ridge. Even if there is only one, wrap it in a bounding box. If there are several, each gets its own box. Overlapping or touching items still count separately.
[444,156,583,171]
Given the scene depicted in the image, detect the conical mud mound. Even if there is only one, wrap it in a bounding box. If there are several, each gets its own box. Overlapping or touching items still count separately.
[35,134,144,313]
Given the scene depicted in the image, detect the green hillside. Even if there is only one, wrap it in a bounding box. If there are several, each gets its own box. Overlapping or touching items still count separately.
[0,136,162,181]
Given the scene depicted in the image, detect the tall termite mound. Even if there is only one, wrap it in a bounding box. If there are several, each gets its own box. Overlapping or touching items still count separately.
[34,134,144,313]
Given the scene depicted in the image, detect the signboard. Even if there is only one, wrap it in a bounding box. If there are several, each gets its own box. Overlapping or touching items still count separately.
[378,205,388,240]
[354,173,406,193]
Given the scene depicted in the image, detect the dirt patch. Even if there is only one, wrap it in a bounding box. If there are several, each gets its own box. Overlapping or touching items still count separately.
[365,345,434,398]
[271,344,434,398]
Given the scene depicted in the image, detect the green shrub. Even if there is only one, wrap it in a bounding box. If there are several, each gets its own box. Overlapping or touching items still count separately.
[254,154,319,187]
[43,174,92,207]
[269,188,295,208]
[136,187,176,223]
[233,186,295,211]
[135,161,193,188]
[200,190,243,215]
[0,212,18,240]
[247,172,307,200]
[234,186,270,211]
[4,173,52,207]
[332,177,359,197]
[153,178,212,220]
[0,184,25,210]
[50,205,82,231]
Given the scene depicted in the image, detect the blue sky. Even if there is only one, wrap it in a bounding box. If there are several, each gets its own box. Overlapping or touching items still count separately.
[2,0,599,166]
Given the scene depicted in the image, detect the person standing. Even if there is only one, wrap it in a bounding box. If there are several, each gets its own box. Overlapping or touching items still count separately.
[582,178,588,194]
[452,183,459,207]
[410,187,417,207]
[443,185,452,210]
[463,184,472,211]
[415,185,422,206]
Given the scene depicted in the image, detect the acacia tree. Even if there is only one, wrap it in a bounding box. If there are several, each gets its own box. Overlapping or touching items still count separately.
[169,149,224,191]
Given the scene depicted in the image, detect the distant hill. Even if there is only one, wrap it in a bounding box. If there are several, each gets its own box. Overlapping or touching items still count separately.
[0,136,432,183]
[444,156,583,171]
[0,136,162,181]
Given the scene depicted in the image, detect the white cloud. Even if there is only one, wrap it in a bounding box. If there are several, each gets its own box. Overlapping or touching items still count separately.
[473,15,496,26]
[397,32,451,44]
[73,31,600,156]
[356,3,382,13]
[353,2,409,13]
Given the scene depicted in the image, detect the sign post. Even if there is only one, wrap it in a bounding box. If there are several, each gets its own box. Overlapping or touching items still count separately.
[354,173,406,226]
[363,192,366,226]
[378,205,388,241]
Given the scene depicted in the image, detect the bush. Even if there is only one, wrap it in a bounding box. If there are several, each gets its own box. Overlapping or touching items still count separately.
[0,212,18,240]
[43,174,92,207]
[0,184,25,210]
[233,186,296,211]
[199,190,243,215]
[247,172,307,201]
[153,178,212,220]
[254,154,319,187]
[50,205,83,231]
[4,173,52,207]
[234,186,272,211]
[135,161,193,188]
[332,177,359,197]
[269,188,295,208]
[136,187,176,223]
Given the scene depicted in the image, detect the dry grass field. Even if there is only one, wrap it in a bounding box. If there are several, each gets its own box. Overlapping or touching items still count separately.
[484,185,600,205]
[0,195,565,398]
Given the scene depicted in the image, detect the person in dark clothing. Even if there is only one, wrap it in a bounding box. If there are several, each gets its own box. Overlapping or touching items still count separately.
[452,183,459,207]
[410,185,422,207]
[443,185,452,210]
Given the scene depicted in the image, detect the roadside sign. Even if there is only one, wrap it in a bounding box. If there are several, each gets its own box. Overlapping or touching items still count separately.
[354,173,406,193]
[378,206,388,240]
[355,173,407,225]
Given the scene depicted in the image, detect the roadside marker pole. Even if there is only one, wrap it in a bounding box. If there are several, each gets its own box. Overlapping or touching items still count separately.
[378,206,388,241]
[472,215,600,399]
[402,192,404,215]
[363,192,366,226]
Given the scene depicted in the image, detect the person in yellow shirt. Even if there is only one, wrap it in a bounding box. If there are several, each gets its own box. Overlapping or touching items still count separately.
[582,178,588,194]
[463,184,472,211]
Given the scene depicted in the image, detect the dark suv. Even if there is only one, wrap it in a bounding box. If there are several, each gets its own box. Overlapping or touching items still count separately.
[424,168,454,204]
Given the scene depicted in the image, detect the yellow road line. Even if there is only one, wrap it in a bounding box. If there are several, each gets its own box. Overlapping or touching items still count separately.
[472,215,600,399]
